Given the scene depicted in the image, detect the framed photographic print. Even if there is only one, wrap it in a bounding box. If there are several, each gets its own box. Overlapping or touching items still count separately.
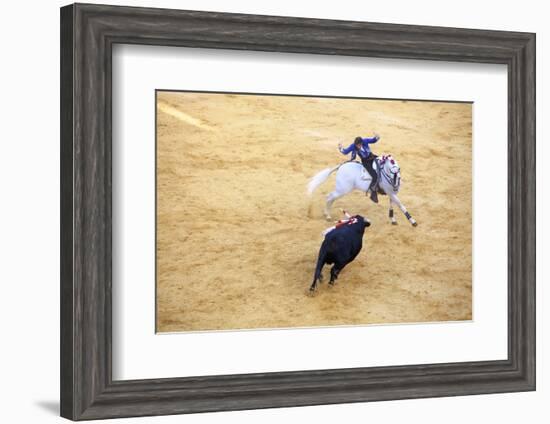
[60,3,535,420]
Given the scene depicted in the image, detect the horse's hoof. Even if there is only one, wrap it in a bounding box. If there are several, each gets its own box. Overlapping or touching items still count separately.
[391,221,398,226]
[412,221,418,227]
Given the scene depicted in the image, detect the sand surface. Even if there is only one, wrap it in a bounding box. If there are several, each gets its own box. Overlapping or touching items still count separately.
[156,91,472,333]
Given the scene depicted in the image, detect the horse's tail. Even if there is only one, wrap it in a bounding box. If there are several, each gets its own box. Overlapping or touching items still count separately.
[307,165,339,195]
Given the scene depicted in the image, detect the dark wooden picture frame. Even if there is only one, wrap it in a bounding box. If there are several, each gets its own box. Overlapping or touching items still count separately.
[60,3,536,420]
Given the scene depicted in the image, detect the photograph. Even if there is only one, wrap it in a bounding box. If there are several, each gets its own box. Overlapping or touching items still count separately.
[155,90,473,333]
[2,0,538,422]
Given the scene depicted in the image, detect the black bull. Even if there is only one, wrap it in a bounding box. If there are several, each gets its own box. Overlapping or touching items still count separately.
[309,215,371,292]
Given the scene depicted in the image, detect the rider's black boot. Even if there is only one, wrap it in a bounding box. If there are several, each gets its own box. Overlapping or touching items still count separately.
[368,178,379,203]
[370,189,379,203]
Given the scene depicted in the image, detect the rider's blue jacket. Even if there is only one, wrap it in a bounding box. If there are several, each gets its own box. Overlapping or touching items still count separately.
[339,136,379,160]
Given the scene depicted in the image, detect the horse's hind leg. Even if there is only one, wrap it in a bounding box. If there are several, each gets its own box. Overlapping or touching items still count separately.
[324,191,342,221]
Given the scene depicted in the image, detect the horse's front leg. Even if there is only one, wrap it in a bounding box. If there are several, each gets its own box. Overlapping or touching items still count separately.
[389,197,398,225]
[389,193,417,227]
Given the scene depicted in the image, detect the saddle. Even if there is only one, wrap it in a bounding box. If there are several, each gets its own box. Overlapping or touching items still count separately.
[359,159,377,181]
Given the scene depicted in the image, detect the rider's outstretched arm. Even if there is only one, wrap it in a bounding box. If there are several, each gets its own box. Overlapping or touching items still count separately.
[362,135,380,144]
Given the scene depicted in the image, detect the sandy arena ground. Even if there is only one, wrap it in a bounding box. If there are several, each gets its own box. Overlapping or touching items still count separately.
[156,91,472,333]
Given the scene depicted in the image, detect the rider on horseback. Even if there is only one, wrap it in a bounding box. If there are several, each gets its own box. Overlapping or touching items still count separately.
[338,135,380,203]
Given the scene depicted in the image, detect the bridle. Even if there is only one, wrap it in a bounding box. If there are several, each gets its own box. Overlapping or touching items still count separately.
[380,161,401,192]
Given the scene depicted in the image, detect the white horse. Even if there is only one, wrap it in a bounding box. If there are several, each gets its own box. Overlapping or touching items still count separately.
[307,155,417,226]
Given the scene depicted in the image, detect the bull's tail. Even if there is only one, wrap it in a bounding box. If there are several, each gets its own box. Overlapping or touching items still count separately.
[307,165,339,195]
[310,247,327,292]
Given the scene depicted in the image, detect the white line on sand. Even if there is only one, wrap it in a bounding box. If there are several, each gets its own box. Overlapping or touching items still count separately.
[157,101,218,132]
